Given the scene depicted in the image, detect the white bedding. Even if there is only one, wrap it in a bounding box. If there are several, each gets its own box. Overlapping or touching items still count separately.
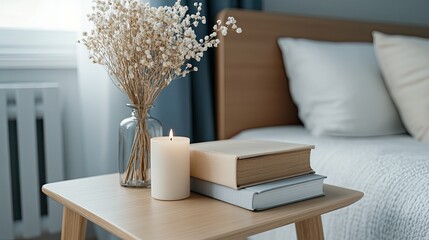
[234,126,429,240]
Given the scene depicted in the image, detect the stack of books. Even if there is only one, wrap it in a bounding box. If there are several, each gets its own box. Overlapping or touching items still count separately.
[189,139,325,211]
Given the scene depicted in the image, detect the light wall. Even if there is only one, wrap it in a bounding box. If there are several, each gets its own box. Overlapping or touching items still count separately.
[263,0,429,26]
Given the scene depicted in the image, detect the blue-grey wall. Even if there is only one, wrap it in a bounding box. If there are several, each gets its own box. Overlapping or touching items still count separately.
[263,0,429,26]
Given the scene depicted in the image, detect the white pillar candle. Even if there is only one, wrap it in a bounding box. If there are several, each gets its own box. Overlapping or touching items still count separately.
[151,129,190,200]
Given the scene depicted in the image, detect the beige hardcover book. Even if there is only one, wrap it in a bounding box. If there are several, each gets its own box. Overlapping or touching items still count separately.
[190,139,315,189]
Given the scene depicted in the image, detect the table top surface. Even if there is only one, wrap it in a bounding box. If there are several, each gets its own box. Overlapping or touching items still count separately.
[42,174,363,240]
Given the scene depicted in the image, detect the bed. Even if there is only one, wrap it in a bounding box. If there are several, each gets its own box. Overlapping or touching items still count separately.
[215,9,429,240]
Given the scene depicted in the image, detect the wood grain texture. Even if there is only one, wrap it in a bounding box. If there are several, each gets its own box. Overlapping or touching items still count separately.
[61,208,87,240]
[295,215,324,240]
[43,174,363,240]
[215,9,429,140]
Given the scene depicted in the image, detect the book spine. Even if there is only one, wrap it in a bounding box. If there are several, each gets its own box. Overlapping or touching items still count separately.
[191,178,255,211]
[190,150,238,189]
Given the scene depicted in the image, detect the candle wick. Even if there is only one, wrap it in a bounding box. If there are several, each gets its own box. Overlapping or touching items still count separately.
[169,136,173,141]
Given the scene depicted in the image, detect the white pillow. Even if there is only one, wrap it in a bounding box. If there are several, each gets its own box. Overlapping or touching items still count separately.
[373,32,429,142]
[277,38,405,137]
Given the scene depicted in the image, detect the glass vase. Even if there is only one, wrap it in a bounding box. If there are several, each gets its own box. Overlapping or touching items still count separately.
[118,104,162,187]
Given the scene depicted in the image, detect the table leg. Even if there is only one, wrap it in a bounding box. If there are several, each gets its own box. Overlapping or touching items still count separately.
[295,215,324,240]
[61,207,87,240]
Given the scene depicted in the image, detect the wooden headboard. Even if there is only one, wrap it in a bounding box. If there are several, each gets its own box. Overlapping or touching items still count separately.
[215,9,429,140]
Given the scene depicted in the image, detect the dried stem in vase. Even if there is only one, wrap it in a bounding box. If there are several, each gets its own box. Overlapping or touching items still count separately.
[79,0,241,185]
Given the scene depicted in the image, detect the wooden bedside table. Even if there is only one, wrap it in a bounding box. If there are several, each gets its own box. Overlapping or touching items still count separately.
[42,174,363,240]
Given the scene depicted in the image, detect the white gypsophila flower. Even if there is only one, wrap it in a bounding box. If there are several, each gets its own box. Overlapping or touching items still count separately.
[79,0,241,107]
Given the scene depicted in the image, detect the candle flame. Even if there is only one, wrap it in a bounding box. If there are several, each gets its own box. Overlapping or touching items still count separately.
[169,129,173,141]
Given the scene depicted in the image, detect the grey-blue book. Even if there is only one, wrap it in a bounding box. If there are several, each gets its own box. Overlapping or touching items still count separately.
[191,174,326,211]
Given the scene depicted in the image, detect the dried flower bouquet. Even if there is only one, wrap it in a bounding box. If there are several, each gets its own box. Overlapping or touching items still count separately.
[79,0,241,186]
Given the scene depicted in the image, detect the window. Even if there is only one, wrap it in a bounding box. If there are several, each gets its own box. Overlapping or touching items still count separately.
[0,0,80,31]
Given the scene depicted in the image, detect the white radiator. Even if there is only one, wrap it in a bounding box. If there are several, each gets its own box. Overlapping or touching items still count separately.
[0,83,64,239]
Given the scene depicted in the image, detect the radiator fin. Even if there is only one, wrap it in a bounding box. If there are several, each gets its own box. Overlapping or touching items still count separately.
[0,83,64,239]
[16,89,42,238]
[0,89,14,239]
